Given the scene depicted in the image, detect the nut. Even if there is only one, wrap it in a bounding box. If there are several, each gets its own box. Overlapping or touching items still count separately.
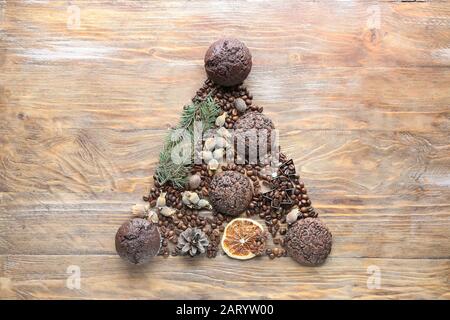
[188,174,202,190]
[188,192,200,204]
[286,208,300,225]
[204,137,216,151]
[215,112,227,127]
[215,137,228,148]
[160,206,176,217]
[182,192,191,205]
[217,127,232,139]
[131,203,149,218]
[234,98,247,113]
[202,150,213,163]
[197,199,212,209]
[208,158,220,171]
[213,148,224,161]
[148,210,159,224]
[156,192,166,208]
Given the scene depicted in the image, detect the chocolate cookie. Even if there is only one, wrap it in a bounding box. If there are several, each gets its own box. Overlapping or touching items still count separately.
[285,218,332,266]
[234,111,275,159]
[204,38,252,86]
[115,218,161,265]
[209,171,253,216]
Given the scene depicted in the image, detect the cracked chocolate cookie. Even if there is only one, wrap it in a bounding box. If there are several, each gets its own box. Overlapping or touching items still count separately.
[285,218,332,266]
[204,38,252,86]
[209,171,253,216]
[234,111,275,158]
[115,218,161,264]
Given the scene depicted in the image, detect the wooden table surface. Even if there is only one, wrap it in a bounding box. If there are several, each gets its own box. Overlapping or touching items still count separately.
[0,0,449,300]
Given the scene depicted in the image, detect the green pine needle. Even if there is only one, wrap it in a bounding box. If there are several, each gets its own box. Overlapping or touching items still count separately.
[155,94,220,188]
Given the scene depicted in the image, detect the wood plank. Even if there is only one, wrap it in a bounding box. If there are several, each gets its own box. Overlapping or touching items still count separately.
[1,129,449,194]
[1,255,448,299]
[1,188,449,258]
[2,1,449,69]
[1,67,449,131]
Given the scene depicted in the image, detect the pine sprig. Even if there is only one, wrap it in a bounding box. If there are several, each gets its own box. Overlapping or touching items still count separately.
[180,95,220,135]
[155,95,220,188]
[155,134,189,188]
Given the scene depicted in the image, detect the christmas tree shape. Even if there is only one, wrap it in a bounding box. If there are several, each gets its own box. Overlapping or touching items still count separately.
[115,38,332,266]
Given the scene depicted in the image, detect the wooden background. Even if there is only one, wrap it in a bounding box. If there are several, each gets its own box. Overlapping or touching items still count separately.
[0,0,449,299]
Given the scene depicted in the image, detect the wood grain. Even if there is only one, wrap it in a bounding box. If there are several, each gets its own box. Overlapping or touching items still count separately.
[0,0,449,299]
[1,255,449,300]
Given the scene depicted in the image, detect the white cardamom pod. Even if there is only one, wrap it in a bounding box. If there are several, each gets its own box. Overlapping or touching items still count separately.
[182,192,191,205]
[204,137,216,151]
[202,150,213,162]
[286,208,300,225]
[156,192,167,208]
[208,158,219,171]
[217,127,231,139]
[197,199,212,209]
[213,148,224,161]
[215,112,227,127]
[131,203,149,217]
[160,206,176,217]
[148,210,159,224]
[188,192,200,204]
[215,137,228,148]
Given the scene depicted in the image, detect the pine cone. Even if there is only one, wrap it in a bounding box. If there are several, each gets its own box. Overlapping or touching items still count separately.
[177,228,209,257]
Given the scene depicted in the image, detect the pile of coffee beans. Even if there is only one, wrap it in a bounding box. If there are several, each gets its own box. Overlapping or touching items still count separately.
[143,81,318,259]
[195,79,263,129]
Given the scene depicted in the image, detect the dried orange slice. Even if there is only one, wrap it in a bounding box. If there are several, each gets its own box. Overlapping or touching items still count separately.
[221,218,266,260]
